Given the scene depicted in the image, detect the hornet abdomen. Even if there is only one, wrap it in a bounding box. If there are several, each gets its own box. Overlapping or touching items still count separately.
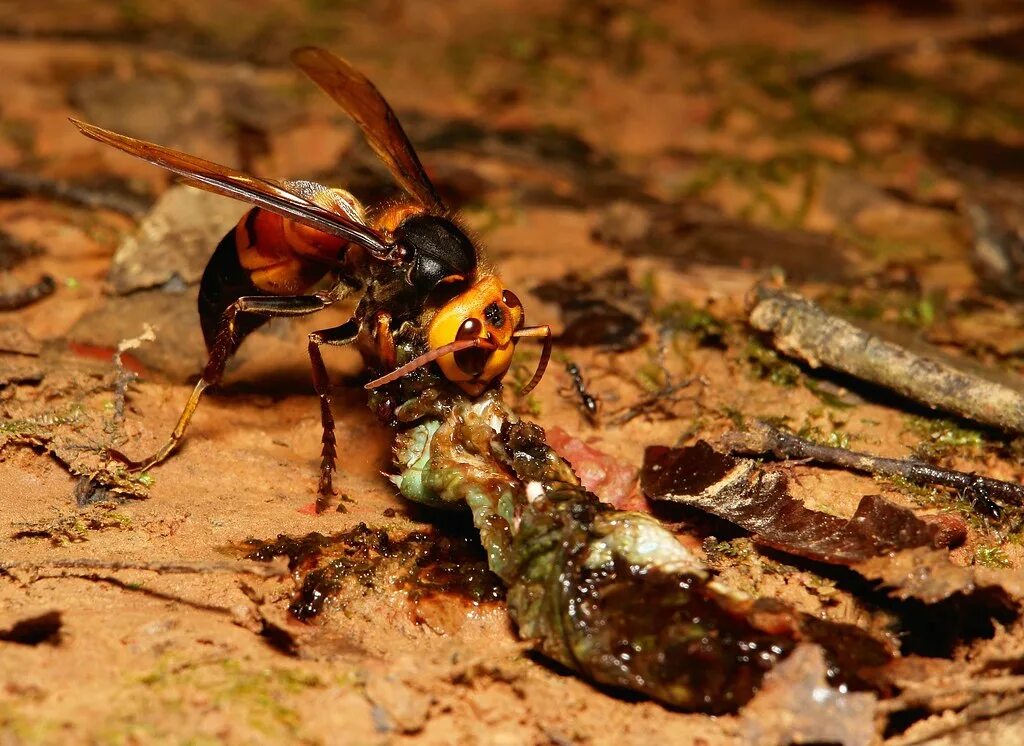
[197,183,366,352]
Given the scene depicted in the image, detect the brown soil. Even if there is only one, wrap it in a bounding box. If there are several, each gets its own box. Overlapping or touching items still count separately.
[4,1,1024,743]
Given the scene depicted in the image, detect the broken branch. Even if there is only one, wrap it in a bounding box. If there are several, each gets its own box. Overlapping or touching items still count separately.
[748,285,1024,435]
[0,168,151,218]
[721,419,1023,518]
[0,557,290,579]
[0,275,56,311]
[796,13,1024,85]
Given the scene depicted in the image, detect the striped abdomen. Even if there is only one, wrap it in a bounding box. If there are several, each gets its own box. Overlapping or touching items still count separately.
[198,184,365,352]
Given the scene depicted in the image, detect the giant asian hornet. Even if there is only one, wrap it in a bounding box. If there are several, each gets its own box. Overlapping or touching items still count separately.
[72,47,552,496]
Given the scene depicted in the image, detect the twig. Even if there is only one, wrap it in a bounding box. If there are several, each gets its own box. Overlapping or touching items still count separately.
[111,324,155,429]
[885,692,1024,746]
[0,275,56,311]
[748,285,1024,435]
[721,420,1023,517]
[879,676,1024,714]
[0,229,44,270]
[0,557,290,579]
[608,378,695,426]
[0,169,151,219]
[797,13,1024,85]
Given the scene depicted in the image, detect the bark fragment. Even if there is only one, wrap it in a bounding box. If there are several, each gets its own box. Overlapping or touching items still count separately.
[748,285,1024,434]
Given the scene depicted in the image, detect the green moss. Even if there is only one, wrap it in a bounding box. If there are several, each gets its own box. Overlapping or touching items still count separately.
[904,416,985,459]
[796,421,850,450]
[656,301,726,347]
[14,504,133,545]
[0,405,85,437]
[702,537,753,562]
[131,656,328,741]
[824,430,851,449]
[901,294,937,325]
[974,544,1011,569]
[744,340,801,387]
[881,475,988,532]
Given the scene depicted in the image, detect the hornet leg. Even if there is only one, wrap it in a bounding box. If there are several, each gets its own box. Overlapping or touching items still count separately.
[114,291,338,472]
[307,319,360,496]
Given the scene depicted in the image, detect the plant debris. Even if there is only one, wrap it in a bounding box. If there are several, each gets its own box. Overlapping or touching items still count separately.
[108,186,248,294]
[12,2,1024,739]
[593,201,856,282]
[794,12,1024,85]
[748,285,1024,435]
[545,425,639,509]
[641,440,951,565]
[391,391,893,713]
[0,347,155,499]
[0,558,289,579]
[0,167,152,218]
[721,419,1021,523]
[0,323,42,357]
[854,546,1024,605]
[739,645,877,746]
[962,183,1024,299]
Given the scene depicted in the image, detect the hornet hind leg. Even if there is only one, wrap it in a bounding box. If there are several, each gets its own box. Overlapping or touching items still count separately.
[112,290,345,474]
[308,320,360,495]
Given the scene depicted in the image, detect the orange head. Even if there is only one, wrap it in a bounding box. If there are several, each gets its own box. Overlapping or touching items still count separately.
[426,276,523,396]
[364,275,552,397]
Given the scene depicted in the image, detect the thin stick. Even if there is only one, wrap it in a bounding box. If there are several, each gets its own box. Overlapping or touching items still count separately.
[721,420,1022,516]
[609,378,695,426]
[796,13,1024,85]
[884,693,1024,746]
[748,285,1024,435]
[0,168,152,218]
[0,558,289,579]
[879,676,1024,714]
[111,324,155,430]
[0,275,56,311]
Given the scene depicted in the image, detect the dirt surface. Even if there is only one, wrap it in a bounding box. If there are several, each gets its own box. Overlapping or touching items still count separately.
[5,1,1024,743]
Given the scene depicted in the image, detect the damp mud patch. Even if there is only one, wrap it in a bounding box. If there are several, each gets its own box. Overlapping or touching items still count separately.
[243,523,504,624]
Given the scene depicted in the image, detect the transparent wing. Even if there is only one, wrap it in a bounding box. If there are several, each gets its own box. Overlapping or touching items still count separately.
[71,118,394,258]
[291,46,444,212]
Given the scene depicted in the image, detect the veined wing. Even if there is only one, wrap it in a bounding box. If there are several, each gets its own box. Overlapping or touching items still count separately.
[70,118,394,259]
[291,46,444,212]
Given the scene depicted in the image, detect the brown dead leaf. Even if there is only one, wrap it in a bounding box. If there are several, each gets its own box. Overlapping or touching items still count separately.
[641,441,942,564]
